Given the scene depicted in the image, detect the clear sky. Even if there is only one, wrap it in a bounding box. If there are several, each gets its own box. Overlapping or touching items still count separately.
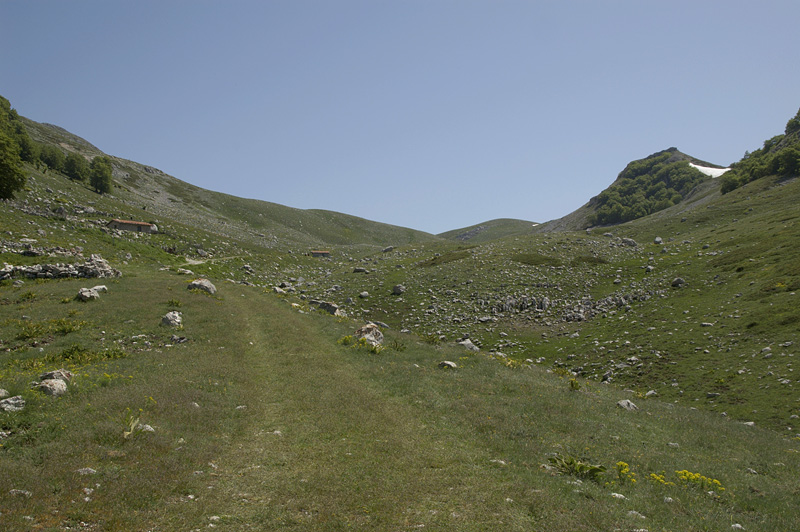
[2,1,799,234]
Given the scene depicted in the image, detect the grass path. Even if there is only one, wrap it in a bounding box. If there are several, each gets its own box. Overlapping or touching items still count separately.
[185,290,537,530]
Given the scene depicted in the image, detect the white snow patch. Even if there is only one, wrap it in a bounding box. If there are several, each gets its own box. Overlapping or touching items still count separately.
[689,163,731,178]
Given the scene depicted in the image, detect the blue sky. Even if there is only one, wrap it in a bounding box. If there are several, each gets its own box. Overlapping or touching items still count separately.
[2,1,799,234]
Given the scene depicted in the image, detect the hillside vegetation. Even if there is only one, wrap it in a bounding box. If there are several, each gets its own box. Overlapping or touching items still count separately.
[1,97,800,531]
[721,107,800,193]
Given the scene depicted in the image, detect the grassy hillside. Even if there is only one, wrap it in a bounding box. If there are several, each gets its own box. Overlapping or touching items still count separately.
[2,262,798,531]
[20,117,439,250]
[438,218,539,243]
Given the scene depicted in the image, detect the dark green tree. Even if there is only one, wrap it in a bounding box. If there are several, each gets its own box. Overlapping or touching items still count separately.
[0,132,26,199]
[90,156,112,194]
[40,144,66,172]
[64,152,89,181]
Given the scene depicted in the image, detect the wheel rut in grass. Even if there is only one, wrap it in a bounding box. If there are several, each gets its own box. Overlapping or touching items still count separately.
[202,290,530,529]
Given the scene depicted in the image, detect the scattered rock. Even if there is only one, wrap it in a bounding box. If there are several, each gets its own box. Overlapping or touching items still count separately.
[354,323,384,346]
[161,311,183,328]
[671,277,686,288]
[654,236,663,245]
[458,338,480,352]
[39,369,73,384]
[0,388,9,399]
[313,301,346,317]
[188,278,217,295]
[438,361,457,369]
[76,467,97,475]
[34,379,68,396]
[392,284,406,295]
[359,291,369,299]
[0,396,26,412]
[9,489,32,498]
[617,399,639,411]
[77,287,100,301]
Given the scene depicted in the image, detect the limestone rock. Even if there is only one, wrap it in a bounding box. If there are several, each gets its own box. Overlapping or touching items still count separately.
[40,368,72,382]
[34,379,68,396]
[671,277,686,288]
[0,388,9,399]
[77,287,100,301]
[162,311,183,328]
[315,301,345,317]
[438,361,457,369]
[0,396,26,412]
[392,284,406,295]
[188,278,217,295]
[458,339,480,352]
[354,323,384,346]
[617,399,638,411]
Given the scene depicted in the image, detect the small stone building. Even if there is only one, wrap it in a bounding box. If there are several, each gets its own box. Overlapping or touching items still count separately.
[107,219,158,233]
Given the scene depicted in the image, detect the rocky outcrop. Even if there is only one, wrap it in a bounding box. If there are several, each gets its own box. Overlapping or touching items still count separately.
[0,396,26,412]
[1,254,121,281]
[354,323,384,346]
[162,311,183,328]
[188,278,217,295]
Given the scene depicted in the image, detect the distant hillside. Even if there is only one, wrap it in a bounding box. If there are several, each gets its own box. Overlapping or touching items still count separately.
[438,218,539,243]
[20,116,439,249]
[536,148,726,232]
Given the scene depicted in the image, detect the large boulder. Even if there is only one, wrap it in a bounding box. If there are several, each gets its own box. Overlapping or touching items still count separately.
[40,369,72,382]
[617,399,639,411]
[316,301,346,317]
[162,311,183,328]
[458,339,480,352]
[0,396,26,412]
[354,323,384,346]
[77,287,100,301]
[34,379,68,396]
[188,278,217,295]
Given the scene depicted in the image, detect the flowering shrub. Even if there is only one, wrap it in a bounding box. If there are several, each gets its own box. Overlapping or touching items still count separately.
[675,470,725,492]
[616,461,636,484]
[648,472,675,486]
